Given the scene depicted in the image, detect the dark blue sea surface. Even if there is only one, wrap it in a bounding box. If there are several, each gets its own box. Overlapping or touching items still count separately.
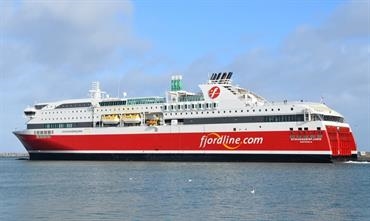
[1,159,369,221]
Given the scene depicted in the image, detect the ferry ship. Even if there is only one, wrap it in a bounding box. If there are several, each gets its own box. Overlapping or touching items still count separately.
[14,72,357,162]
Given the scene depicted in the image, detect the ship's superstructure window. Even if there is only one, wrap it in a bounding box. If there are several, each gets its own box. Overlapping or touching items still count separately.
[35,104,47,110]
[99,101,126,106]
[322,115,344,123]
[264,114,304,122]
[56,102,91,109]
[311,114,344,123]
[27,122,93,129]
[178,94,204,102]
[127,97,165,105]
[182,114,305,125]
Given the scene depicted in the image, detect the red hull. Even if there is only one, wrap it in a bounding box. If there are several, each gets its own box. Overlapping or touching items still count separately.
[14,128,357,162]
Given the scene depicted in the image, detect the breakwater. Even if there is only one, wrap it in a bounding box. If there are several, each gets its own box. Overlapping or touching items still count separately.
[358,151,370,162]
[0,152,29,159]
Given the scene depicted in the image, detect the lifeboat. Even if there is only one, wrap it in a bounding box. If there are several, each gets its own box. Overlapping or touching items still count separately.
[146,115,160,126]
[122,114,141,124]
[146,119,159,126]
[101,114,120,125]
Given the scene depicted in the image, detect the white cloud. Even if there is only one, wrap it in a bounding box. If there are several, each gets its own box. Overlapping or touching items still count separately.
[0,0,148,75]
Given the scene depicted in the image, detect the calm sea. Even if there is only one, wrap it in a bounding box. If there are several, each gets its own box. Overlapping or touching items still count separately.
[1,159,369,221]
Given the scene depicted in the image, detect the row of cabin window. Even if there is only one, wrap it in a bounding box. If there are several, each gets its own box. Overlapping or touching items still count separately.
[289,127,322,131]
[56,102,91,109]
[165,109,244,116]
[163,106,291,113]
[95,106,160,112]
[41,116,99,121]
[35,130,54,135]
[42,109,88,114]
[43,123,73,129]
[164,103,217,111]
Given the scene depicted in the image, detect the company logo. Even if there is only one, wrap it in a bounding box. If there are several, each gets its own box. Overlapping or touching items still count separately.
[208,86,220,99]
[199,133,264,150]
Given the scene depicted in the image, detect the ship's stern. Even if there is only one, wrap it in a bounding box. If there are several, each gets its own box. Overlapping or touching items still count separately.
[325,125,357,161]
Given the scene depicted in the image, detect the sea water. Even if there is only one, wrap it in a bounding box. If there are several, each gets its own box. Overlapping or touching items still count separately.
[1,159,369,221]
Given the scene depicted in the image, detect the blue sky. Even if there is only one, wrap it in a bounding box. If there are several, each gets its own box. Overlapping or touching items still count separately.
[0,0,369,152]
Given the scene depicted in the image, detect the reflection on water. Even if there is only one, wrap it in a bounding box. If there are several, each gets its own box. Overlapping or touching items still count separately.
[0,160,369,221]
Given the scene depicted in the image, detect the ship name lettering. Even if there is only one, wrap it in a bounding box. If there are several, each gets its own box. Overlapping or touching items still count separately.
[199,133,263,149]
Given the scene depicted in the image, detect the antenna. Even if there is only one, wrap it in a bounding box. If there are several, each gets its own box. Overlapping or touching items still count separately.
[89,81,106,99]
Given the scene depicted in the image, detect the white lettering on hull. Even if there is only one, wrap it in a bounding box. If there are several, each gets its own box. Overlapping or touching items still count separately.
[200,133,263,150]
